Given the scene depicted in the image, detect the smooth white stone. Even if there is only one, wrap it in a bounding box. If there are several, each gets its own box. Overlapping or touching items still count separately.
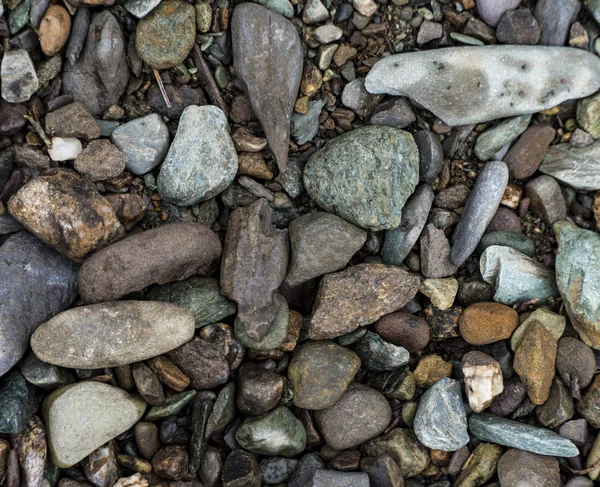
[48,137,83,161]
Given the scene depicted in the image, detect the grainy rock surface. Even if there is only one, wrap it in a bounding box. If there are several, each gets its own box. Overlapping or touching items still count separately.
[539,140,600,190]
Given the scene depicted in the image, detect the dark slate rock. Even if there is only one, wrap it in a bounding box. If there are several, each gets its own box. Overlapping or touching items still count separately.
[0,151,15,191]
[20,352,75,390]
[414,130,444,184]
[534,0,580,46]
[147,85,204,120]
[0,100,28,136]
[535,378,573,428]
[369,98,416,129]
[0,371,39,434]
[352,331,409,372]
[489,377,527,417]
[222,450,260,487]
[496,9,540,45]
[476,231,535,257]
[289,454,326,487]
[260,457,298,484]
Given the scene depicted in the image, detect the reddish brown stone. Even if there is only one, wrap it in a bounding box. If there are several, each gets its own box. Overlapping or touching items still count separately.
[504,125,556,179]
[374,312,430,353]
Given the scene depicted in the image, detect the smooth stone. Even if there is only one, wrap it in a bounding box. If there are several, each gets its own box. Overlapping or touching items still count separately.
[237,364,283,417]
[285,212,366,286]
[1,49,38,103]
[83,442,119,487]
[477,231,535,257]
[382,184,434,266]
[205,382,235,438]
[539,140,600,190]
[577,92,600,139]
[222,450,260,487]
[497,449,560,487]
[110,114,170,175]
[291,100,325,145]
[374,312,430,353]
[412,130,442,184]
[303,0,328,23]
[342,78,381,118]
[363,429,429,478]
[489,377,527,417]
[152,445,188,480]
[462,351,504,413]
[147,277,236,328]
[459,302,518,345]
[232,3,302,172]
[556,337,595,395]
[505,125,556,179]
[234,294,289,350]
[554,221,600,348]
[20,352,75,390]
[135,422,160,460]
[304,126,419,231]
[313,23,343,44]
[364,46,600,126]
[79,222,221,303]
[308,264,420,339]
[369,98,416,129]
[309,470,369,487]
[199,446,222,487]
[260,457,298,484]
[474,115,531,161]
[12,416,46,487]
[0,232,78,377]
[360,456,402,487]
[235,406,306,456]
[289,454,326,487]
[352,331,409,371]
[73,139,125,182]
[62,12,129,116]
[536,378,573,428]
[43,382,146,467]
[510,307,566,352]
[481,245,559,305]
[469,413,578,457]
[48,137,83,162]
[455,443,504,487]
[414,378,469,452]
[535,0,580,46]
[125,0,161,18]
[477,0,521,26]
[0,371,39,434]
[132,363,164,406]
[0,100,27,136]
[451,161,508,267]
[259,0,293,17]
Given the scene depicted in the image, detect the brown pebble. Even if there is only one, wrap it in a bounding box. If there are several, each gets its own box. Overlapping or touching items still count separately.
[413,354,453,388]
[374,312,430,353]
[135,423,161,461]
[459,302,518,345]
[74,139,126,182]
[330,450,361,471]
[237,363,283,416]
[132,363,165,406]
[278,310,303,352]
[504,125,556,179]
[151,446,189,481]
[105,193,146,231]
[7,449,19,487]
[237,152,273,180]
[146,356,190,392]
[434,184,469,210]
[38,5,71,56]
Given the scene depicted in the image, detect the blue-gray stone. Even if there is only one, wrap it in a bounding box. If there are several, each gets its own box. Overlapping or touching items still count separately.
[414,378,469,452]
[258,0,294,18]
[291,100,325,145]
[539,140,600,191]
[289,454,326,487]
[474,115,531,161]
[309,470,370,487]
[534,0,580,46]
[0,370,39,434]
[477,231,536,257]
[352,331,409,372]
[260,457,298,484]
[20,352,75,390]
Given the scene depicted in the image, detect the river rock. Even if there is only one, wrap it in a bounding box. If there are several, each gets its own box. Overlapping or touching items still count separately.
[221,198,289,341]
[539,140,600,190]
[0,232,78,377]
[309,470,369,487]
[62,11,129,116]
[0,371,39,434]
[450,161,508,267]
[414,378,469,451]
[234,294,289,350]
[462,351,504,413]
[477,231,535,257]
[420,223,458,278]
[474,115,531,161]
[489,377,527,417]
[510,307,565,352]
[341,79,381,118]
[497,449,560,487]
[1,49,38,103]
[237,363,283,416]
[577,92,600,139]
[20,352,75,390]
[12,416,46,487]
[43,382,146,467]
[304,126,419,230]
[477,0,521,27]
[505,124,556,179]
[125,0,161,17]
[74,140,126,182]
[285,212,366,286]
[455,442,503,487]
[525,176,566,224]
[364,46,600,126]
[167,337,229,390]
[363,429,429,478]
[535,0,580,46]
[556,337,595,395]
[414,130,443,183]
[291,99,325,145]
[308,263,420,339]
[536,378,573,428]
[79,222,220,303]
[459,302,518,345]
[352,331,410,371]
[374,312,430,353]
[222,450,260,487]
[231,3,302,172]
[45,103,100,141]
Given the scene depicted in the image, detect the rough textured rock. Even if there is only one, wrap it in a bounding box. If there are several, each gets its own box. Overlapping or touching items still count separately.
[576,375,600,428]
[510,308,565,352]
[221,198,289,341]
[459,302,518,345]
[497,449,560,487]
[364,46,600,126]
[45,103,100,140]
[234,294,289,350]
[496,9,541,45]
[363,429,429,478]
[556,337,595,395]
[462,351,504,413]
[237,363,283,416]
[12,416,47,487]
[222,450,260,487]
[477,0,521,27]
[0,49,38,103]
[309,470,369,487]
[8,169,124,262]
[74,140,126,182]
[308,264,420,339]
[304,126,419,230]
[455,443,503,487]
[534,0,581,46]
[0,232,78,377]
[525,175,567,224]
[474,115,531,161]
[341,78,382,118]
[167,337,229,390]
[0,371,39,434]
[536,378,574,428]
[413,354,453,388]
[539,140,600,190]
[231,3,302,171]
[414,130,443,183]
[420,223,458,278]
[79,222,221,303]
[352,331,410,371]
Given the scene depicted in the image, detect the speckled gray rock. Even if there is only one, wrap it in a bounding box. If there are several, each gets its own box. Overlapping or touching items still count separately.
[414,378,469,451]
[291,100,325,145]
[0,232,78,378]
[158,105,238,206]
[260,457,298,484]
[342,79,382,118]
[232,3,302,172]
[538,140,600,190]
[110,114,169,175]
[352,331,409,371]
[304,126,419,231]
[309,470,370,487]
[363,428,429,478]
[469,413,579,457]
[451,161,508,267]
[1,49,38,103]
[369,98,416,129]
[365,47,600,126]
[525,175,567,224]
[382,184,434,266]
[477,0,521,27]
[285,212,366,286]
[414,130,443,183]
[125,0,161,18]
[474,115,531,161]
[289,454,326,487]
[534,0,580,46]
[497,449,560,487]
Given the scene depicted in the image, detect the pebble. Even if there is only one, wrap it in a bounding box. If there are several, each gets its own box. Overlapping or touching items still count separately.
[462,351,504,413]
[496,9,540,45]
[497,449,560,487]
[48,137,83,161]
[341,79,381,118]
[303,0,328,23]
[167,337,229,390]
[0,232,78,377]
[477,231,535,258]
[83,442,119,487]
[105,194,146,231]
[374,312,430,353]
[477,0,521,26]
[363,428,429,478]
[237,363,283,416]
[504,124,556,179]
[365,46,600,126]
[234,294,289,350]
[353,0,376,16]
[534,0,581,46]
[510,307,565,351]
[260,457,297,484]
[420,224,458,278]
[455,443,503,487]
[20,352,75,390]
[0,371,39,434]
[474,115,531,161]
[151,445,188,480]
[146,390,196,422]
[417,20,443,45]
[45,102,100,140]
[222,450,260,487]
[352,331,409,371]
[134,423,160,460]
[469,413,579,457]
[79,222,219,302]
[559,419,588,447]
[413,354,453,388]
[435,185,470,210]
[360,455,403,487]
[285,212,366,286]
[556,337,595,395]
[577,92,600,139]
[13,146,50,170]
[420,278,458,310]
[370,98,416,129]
[578,376,600,427]
[413,130,443,183]
[74,140,126,181]
[232,3,302,171]
[536,378,573,428]
[131,363,164,406]
[291,100,325,145]
[414,378,469,451]
[459,302,518,345]
[308,264,420,339]
[205,382,235,438]
[288,340,360,410]
[309,470,369,487]
[0,49,38,103]
[543,139,600,190]
[0,100,27,136]
[554,221,600,348]
[110,114,169,175]
[43,382,146,467]
[450,161,508,267]
[12,416,46,487]
[524,175,567,223]
[199,446,222,487]
[62,12,129,116]
[313,24,343,44]
[489,377,527,417]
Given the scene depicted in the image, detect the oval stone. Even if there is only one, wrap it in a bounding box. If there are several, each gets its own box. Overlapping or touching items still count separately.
[31,301,195,368]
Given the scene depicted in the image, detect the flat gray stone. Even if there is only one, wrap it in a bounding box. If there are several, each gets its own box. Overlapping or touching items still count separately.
[364,46,600,126]
[474,115,531,161]
[291,100,325,145]
[309,470,370,487]
[125,0,161,18]
[352,331,409,372]
[1,49,39,103]
[534,0,580,46]
[341,78,382,118]
[538,140,600,190]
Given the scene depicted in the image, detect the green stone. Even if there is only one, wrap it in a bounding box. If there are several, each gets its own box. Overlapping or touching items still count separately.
[363,428,429,478]
[258,0,294,18]
[195,2,212,32]
[577,92,600,139]
[145,390,196,421]
[214,66,229,89]
[234,294,289,350]
[455,443,504,487]
[0,370,39,434]
[20,352,75,390]
[450,32,484,45]
[9,0,32,34]
[477,231,536,257]
[205,382,236,438]
[474,115,531,161]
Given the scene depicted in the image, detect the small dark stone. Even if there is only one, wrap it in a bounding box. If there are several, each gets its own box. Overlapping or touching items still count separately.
[147,85,204,119]
[45,103,100,140]
[360,455,402,487]
[0,100,28,136]
[259,457,298,484]
[189,399,212,475]
[414,130,444,184]
[151,445,189,481]
[222,450,260,487]
[237,363,283,416]
[168,338,230,390]
[558,419,588,447]
[434,184,470,210]
[82,442,118,487]
[159,416,191,445]
[0,151,14,191]
[496,9,541,45]
[0,371,39,434]
[132,363,164,406]
[556,337,596,398]
[134,422,160,461]
[369,98,416,129]
[535,378,574,428]
[458,276,494,306]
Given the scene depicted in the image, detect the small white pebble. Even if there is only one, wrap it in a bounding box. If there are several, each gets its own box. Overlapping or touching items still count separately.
[48,137,83,161]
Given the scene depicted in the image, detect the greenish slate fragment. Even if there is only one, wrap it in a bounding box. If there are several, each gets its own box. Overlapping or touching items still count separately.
[474,115,531,161]
[96,120,120,137]
[258,0,294,17]
[20,352,76,390]
[9,0,32,34]
[352,331,409,372]
[337,327,368,347]
[469,413,579,457]
[147,277,236,328]
[205,382,236,438]
[234,294,289,350]
[0,370,40,434]
[477,231,536,257]
[450,32,484,45]
[145,390,196,421]
[291,100,326,145]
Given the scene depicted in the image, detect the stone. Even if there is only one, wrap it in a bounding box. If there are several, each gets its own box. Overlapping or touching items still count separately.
[1,49,38,103]
[489,377,527,417]
[420,278,458,310]
[481,246,559,305]
[110,114,169,175]
[414,378,469,451]
[313,24,342,44]
[79,222,219,301]
[304,126,419,230]
[477,0,521,26]
[534,0,580,46]
[352,331,409,371]
[309,470,369,487]
[477,231,535,257]
[510,308,566,352]
[291,100,325,145]
[132,363,164,406]
[536,378,573,428]
[125,0,161,17]
[420,224,458,278]
[0,100,28,136]
[353,0,376,16]
[62,12,129,116]
[0,371,39,434]
[462,351,504,413]
[234,294,289,350]
[114,474,147,487]
[363,429,429,478]
[260,457,297,484]
[303,0,328,23]
[148,85,204,120]
[341,79,381,118]
[360,456,402,487]
[382,184,434,266]
[288,341,360,410]
[147,277,235,328]
[496,9,540,45]
[374,312,429,353]
[370,98,416,129]
[232,3,302,172]
[497,449,560,487]
[43,382,146,468]
[577,92,600,139]
[74,140,126,182]
[152,446,188,480]
[204,382,235,438]
[236,406,306,456]
[417,20,443,44]
[135,423,160,460]
[413,130,443,183]
[504,125,556,179]
[45,103,100,141]
[539,140,600,190]
[221,198,288,341]
[0,232,78,377]
[83,442,119,487]
[288,454,325,487]
[167,337,229,390]
[365,46,600,126]
[525,175,566,223]
[413,354,453,388]
[20,352,75,390]
[105,194,146,231]
[558,419,588,448]
[237,364,283,416]
[565,479,593,487]
[222,450,260,487]
[451,161,509,267]
[474,115,531,161]
[12,416,46,487]
[47,137,83,162]
[285,212,366,286]
[308,264,420,339]
[554,222,600,348]
[556,337,595,396]
[459,302,518,345]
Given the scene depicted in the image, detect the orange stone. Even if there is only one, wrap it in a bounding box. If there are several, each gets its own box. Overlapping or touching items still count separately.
[459,302,518,345]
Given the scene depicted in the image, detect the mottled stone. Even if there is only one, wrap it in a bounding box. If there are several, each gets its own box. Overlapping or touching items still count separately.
[369,98,416,129]
[74,140,126,182]
[237,363,283,416]
[505,125,556,179]
[413,354,453,389]
[20,352,75,390]
[1,49,38,103]
[462,351,504,413]
[576,375,600,428]
[455,443,503,487]
[497,449,560,487]
[363,429,429,478]
[477,231,535,257]
[474,115,531,161]
[496,9,540,45]
[222,450,260,487]
[577,92,600,139]
[556,337,595,397]
[167,337,229,390]
[83,442,119,487]
[477,0,521,27]
[45,103,100,141]
[536,378,573,428]
[489,377,527,417]
[420,278,458,310]
[459,302,518,345]
[12,416,46,487]
[539,140,600,190]
[352,331,409,371]
[0,371,39,434]
[309,470,369,487]
[152,445,188,480]
[510,308,565,352]
[420,223,458,278]
[341,79,381,118]
[234,294,289,350]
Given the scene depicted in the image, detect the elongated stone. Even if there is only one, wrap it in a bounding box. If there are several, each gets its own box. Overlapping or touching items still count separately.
[469,413,579,457]
[0,371,39,434]
[12,416,46,487]
[31,301,195,368]
[477,231,535,257]
[474,115,531,161]
[539,140,600,190]
[364,46,600,126]
[231,3,302,172]
[451,161,508,267]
